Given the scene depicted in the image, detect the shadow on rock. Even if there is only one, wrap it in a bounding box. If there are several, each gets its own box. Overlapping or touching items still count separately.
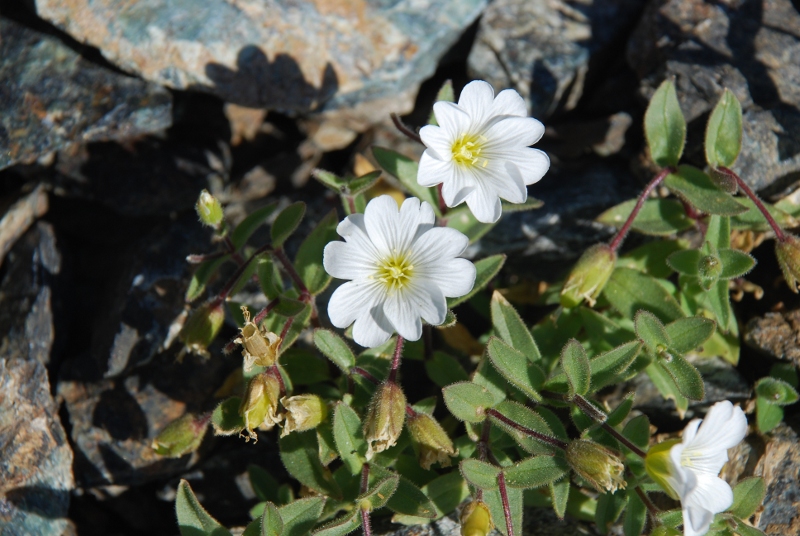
[4,485,71,519]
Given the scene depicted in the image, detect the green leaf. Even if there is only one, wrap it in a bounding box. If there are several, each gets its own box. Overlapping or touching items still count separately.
[210,397,244,436]
[645,79,686,167]
[550,478,570,519]
[755,377,799,406]
[664,166,748,216]
[646,362,689,417]
[332,402,366,474]
[490,290,541,361]
[444,205,497,244]
[263,303,312,355]
[312,169,347,192]
[597,198,693,236]
[369,466,436,519]
[618,240,686,280]
[603,267,685,323]
[659,353,705,401]
[729,477,766,520]
[278,497,326,536]
[358,474,399,510]
[176,480,231,536]
[502,197,544,212]
[314,329,356,373]
[503,456,570,489]
[260,502,283,536]
[658,508,683,529]
[635,310,671,355]
[294,209,338,295]
[425,351,469,387]
[312,510,360,536]
[718,249,756,279]
[232,203,279,250]
[705,89,743,169]
[484,485,522,536]
[371,147,440,216]
[460,459,500,490]
[734,522,768,536]
[488,401,559,455]
[623,489,647,536]
[731,197,797,232]
[442,382,497,422]
[393,472,468,524]
[594,490,626,535]
[665,316,716,354]
[186,256,229,302]
[756,396,784,433]
[607,394,635,427]
[348,170,382,195]
[486,337,545,402]
[249,465,280,503]
[622,414,651,450]
[706,214,731,250]
[271,202,306,248]
[279,431,342,498]
[257,258,283,300]
[668,249,703,276]
[447,254,506,308]
[589,341,643,392]
[561,339,590,397]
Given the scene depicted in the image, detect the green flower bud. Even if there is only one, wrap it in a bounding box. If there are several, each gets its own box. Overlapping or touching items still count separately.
[280,394,328,436]
[239,372,283,441]
[407,411,458,470]
[363,382,406,460]
[195,189,224,228]
[235,306,281,371]
[460,501,493,536]
[644,438,681,500]
[178,302,225,358]
[708,168,738,195]
[776,235,800,293]
[566,439,627,493]
[152,413,209,458]
[560,244,617,308]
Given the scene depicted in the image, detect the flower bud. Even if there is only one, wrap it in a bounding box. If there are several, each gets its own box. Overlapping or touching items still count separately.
[698,254,722,280]
[280,394,328,436]
[239,372,283,441]
[407,411,457,470]
[708,168,738,195]
[196,189,224,228]
[776,235,800,293]
[152,413,209,458]
[460,501,493,536]
[565,439,626,493]
[363,382,406,459]
[235,306,281,370]
[560,244,617,308]
[178,302,225,358]
[644,438,681,500]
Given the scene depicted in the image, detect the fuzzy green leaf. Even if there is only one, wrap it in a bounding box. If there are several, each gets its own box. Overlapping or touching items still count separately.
[332,402,366,474]
[442,382,497,422]
[257,258,283,300]
[623,489,647,536]
[486,337,545,402]
[667,249,703,276]
[460,459,500,490]
[369,466,436,519]
[312,510,360,536]
[249,465,280,503]
[186,257,229,302]
[176,480,231,536]
[348,171,382,196]
[597,198,693,236]
[665,316,716,354]
[392,472,467,524]
[595,490,626,535]
[294,209,338,295]
[210,397,244,436]
[755,377,799,406]
[729,477,766,520]
[664,166,747,216]
[756,397,784,433]
[489,401,559,455]
[271,202,306,248]
[635,310,671,356]
[622,414,651,450]
[490,291,541,361]
[718,249,756,279]
[589,342,643,391]
[483,486,522,536]
[447,254,506,308]
[425,351,469,387]
[314,329,356,373]
[659,353,705,401]
[503,456,570,489]
[645,79,686,167]
[278,497,326,536]
[734,523,768,536]
[372,147,440,216]
[731,198,798,231]
[561,339,590,397]
[312,169,348,191]
[358,475,399,510]
[607,394,635,427]
[705,89,743,169]
[550,478,570,519]
[604,267,685,323]
[279,431,341,498]
[502,197,544,212]
[260,502,283,536]
[232,203,279,250]
[646,362,689,416]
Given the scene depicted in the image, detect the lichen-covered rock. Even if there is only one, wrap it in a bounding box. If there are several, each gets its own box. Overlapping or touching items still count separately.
[753,420,800,535]
[468,0,643,117]
[743,309,800,367]
[0,358,75,536]
[627,0,800,194]
[34,0,486,114]
[0,16,171,170]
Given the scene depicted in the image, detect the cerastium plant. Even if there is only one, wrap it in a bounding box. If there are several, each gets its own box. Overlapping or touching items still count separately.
[156,79,797,536]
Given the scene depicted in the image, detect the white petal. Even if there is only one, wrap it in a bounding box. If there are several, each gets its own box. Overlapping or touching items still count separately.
[465,186,502,223]
[352,305,395,348]
[682,401,747,475]
[457,80,495,127]
[484,116,545,148]
[483,161,527,204]
[410,227,469,264]
[383,291,423,341]
[441,166,474,207]
[501,148,550,185]
[682,474,733,536]
[408,280,447,326]
[399,197,436,245]
[491,88,528,117]
[419,125,452,160]
[433,101,471,139]
[335,213,381,260]
[328,281,380,329]
[682,505,713,536]
[418,151,452,187]
[420,258,476,298]
[363,195,403,255]
[323,241,375,280]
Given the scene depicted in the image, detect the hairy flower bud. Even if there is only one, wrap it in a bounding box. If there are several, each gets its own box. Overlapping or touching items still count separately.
[560,244,617,308]
[407,411,457,469]
[566,439,626,493]
[239,372,282,441]
[776,235,800,293]
[363,382,406,459]
[280,394,328,436]
[460,501,493,536]
[179,302,225,358]
[152,413,209,458]
[235,306,281,370]
[196,189,224,228]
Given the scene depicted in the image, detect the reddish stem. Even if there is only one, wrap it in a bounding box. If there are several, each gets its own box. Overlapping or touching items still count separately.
[360,464,372,536]
[351,367,380,385]
[485,408,568,450]
[387,336,405,384]
[572,395,647,458]
[436,184,449,216]
[718,166,787,241]
[186,250,229,264]
[253,298,280,325]
[346,195,358,215]
[390,113,423,145]
[609,167,674,252]
[209,243,271,306]
[273,247,309,294]
[497,472,515,536]
[635,486,661,525]
[267,366,286,397]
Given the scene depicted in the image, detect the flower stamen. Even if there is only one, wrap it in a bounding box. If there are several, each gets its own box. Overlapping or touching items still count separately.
[452,134,487,167]
[375,254,414,291]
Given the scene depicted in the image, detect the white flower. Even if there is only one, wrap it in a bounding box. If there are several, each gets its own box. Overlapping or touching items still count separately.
[417,80,550,223]
[323,195,476,348]
[646,401,748,536]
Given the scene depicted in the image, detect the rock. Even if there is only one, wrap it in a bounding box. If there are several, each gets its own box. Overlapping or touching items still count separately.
[467,0,644,118]
[0,16,172,170]
[743,309,800,367]
[34,0,486,114]
[0,358,75,536]
[753,419,800,535]
[0,185,49,268]
[627,0,800,194]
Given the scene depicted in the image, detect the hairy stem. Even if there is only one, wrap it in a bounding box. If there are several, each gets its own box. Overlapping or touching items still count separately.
[635,486,661,525]
[572,395,648,459]
[273,247,310,294]
[360,464,372,536]
[390,113,423,145]
[718,166,786,241]
[485,408,568,450]
[387,336,405,384]
[497,472,515,536]
[609,167,674,252]
[436,184,449,216]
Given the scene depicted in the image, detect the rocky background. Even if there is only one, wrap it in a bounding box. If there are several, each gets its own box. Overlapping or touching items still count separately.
[1,0,799,535]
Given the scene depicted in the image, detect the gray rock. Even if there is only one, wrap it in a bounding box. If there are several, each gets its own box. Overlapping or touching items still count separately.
[753,419,800,535]
[34,0,486,114]
[0,358,75,536]
[743,309,800,367]
[0,16,172,170]
[627,0,800,194]
[468,0,643,118]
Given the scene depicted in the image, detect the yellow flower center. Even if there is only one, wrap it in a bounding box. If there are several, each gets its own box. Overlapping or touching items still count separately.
[452,134,488,167]
[375,253,414,291]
